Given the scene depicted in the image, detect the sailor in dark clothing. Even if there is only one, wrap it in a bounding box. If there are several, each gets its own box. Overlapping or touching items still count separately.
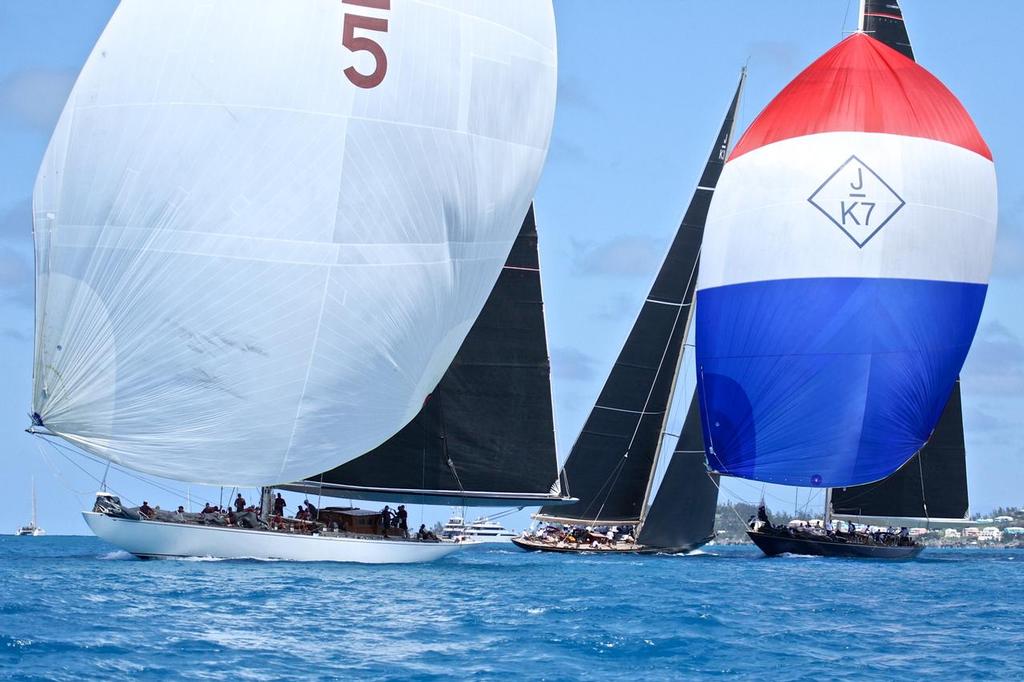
[396,505,409,536]
[273,493,286,517]
[234,493,246,513]
[304,500,318,520]
[380,505,393,536]
[754,503,771,531]
[139,501,154,519]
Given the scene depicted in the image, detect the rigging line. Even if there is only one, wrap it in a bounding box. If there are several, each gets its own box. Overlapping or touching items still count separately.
[917,452,930,529]
[704,473,752,527]
[35,440,92,503]
[572,454,628,523]
[590,456,630,524]
[588,244,704,526]
[44,439,135,506]
[42,437,191,503]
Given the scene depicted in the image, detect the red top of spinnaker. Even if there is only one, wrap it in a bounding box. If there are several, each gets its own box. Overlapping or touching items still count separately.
[730,33,991,161]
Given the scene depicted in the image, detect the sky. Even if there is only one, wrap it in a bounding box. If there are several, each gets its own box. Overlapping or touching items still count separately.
[1,1,1022,535]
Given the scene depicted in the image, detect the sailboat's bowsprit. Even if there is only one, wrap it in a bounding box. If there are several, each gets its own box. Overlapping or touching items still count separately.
[30,1,557,486]
[696,33,997,489]
[538,71,744,530]
[303,206,566,506]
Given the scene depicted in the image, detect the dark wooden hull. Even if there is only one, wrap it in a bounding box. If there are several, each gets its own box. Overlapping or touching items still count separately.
[510,537,707,555]
[747,530,924,560]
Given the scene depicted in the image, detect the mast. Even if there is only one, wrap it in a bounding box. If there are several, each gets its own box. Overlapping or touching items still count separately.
[31,477,37,528]
[826,0,970,529]
[638,296,695,526]
[539,68,746,526]
[637,67,747,530]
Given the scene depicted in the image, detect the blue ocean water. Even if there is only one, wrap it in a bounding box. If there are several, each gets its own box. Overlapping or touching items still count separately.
[1,537,1021,681]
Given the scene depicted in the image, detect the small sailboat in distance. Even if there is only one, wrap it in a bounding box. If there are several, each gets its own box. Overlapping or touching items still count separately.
[514,69,746,555]
[28,0,558,563]
[15,478,46,537]
[698,0,996,558]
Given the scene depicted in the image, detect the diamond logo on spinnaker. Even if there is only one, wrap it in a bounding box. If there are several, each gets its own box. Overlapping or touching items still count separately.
[808,155,905,248]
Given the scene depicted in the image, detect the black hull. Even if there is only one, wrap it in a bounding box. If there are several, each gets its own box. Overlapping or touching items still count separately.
[747,530,924,560]
[510,537,707,555]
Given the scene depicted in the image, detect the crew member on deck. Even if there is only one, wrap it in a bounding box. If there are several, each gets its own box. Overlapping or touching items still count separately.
[304,499,318,520]
[755,503,770,531]
[273,493,286,517]
[396,505,409,536]
[235,493,246,513]
[139,501,154,519]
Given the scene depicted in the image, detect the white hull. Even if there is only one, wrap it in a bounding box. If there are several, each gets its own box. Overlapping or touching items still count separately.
[83,512,462,564]
[15,527,46,537]
[461,534,515,544]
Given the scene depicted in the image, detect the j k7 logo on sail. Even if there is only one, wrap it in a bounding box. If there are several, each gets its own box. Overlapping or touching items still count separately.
[807,155,905,248]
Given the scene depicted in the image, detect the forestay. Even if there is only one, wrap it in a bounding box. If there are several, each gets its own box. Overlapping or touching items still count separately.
[31,0,557,485]
[696,33,997,488]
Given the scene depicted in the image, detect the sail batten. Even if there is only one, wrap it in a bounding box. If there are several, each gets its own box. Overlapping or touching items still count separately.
[30,1,557,485]
[541,72,744,526]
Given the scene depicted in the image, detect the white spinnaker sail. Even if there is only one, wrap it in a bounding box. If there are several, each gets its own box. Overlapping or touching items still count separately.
[31,0,557,485]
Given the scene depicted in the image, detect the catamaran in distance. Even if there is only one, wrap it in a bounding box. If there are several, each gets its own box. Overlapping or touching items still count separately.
[15,478,45,537]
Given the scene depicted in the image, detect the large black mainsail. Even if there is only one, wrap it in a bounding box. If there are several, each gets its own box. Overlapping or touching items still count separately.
[831,380,970,523]
[636,394,719,550]
[537,72,744,529]
[828,0,971,527]
[284,206,564,506]
[861,0,914,60]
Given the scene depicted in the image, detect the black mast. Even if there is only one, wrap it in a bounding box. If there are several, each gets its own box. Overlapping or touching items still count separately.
[284,206,565,507]
[538,70,745,525]
[829,0,971,526]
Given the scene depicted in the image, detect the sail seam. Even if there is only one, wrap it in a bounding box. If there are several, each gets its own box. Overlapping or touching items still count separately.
[594,405,664,415]
[278,268,332,478]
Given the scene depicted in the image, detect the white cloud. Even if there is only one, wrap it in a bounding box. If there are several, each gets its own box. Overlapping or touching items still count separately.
[0,68,76,132]
[572,234,664,278]
[962,320,1024,396]
[0,246,33,307]
[0,197,32,244]
[551,346,598,382]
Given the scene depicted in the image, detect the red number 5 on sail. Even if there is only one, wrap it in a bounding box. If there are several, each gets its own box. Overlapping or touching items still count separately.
[342,0,390,89]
